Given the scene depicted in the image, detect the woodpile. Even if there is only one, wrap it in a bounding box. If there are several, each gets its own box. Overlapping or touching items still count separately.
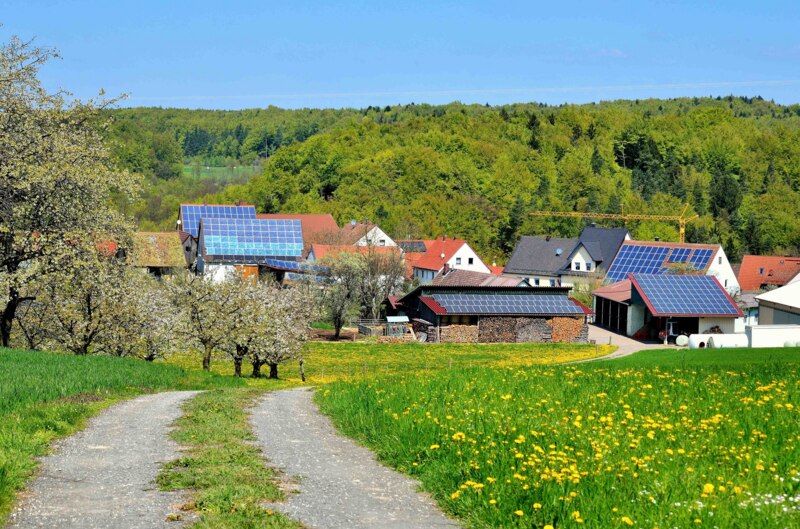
[550,317,586,343]
[440,324,479,343]
[478,317,516,342]
[515,318,552,342]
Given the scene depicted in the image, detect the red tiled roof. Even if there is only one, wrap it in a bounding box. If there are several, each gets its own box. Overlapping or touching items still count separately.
[309,244,400,260]
[569,297,594,315]
[488,265,504,275]
[410,238,468,271]
[737,255,800,292]
[431,269,526,287]
[256,213,339,245]
[419,296,447,315]
[337,222,378,244]
[592,280,632,303]
[386,295,401,310]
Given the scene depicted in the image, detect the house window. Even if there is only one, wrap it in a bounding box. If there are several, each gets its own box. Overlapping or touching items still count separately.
[549,279,556,287]
[574,262,581,271]
[586,262,593,271]
[456,257,462,265]
[468,257,474,265]
[718,256,722,265]
[724,279,728,287]
[759,267,764,275]
[534,278,540,286]
[379,239,386,246]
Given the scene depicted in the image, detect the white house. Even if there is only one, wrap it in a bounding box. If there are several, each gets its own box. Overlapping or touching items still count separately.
[400,237,491,283]
[338,221,397,247]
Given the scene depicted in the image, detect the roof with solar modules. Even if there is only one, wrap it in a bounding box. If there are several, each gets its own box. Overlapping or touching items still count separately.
[198,217,304,264]
[178,203,257,238]
[397,285,586,318]
[601,273,743,317]
[604,241,720,284]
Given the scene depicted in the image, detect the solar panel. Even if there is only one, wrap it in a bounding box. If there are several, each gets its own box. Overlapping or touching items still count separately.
[605,243,716,283]
[201,218,303,262]
[398,241,427,253]
[264,258,329,274]
[633,274,739,316]
[180,204,256,237]
[432,293,583,315]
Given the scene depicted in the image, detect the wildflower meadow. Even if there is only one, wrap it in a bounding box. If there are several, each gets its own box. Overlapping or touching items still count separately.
[318,350,800,528]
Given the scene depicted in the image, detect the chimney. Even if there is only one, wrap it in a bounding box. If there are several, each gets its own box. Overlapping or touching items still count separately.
[590,222,597,227]
[655,236,660,242]
[546,235,551,241]
[443,263,450,275]
[235,200,240,206]
[203,201,208,206]
[442,235,446,241]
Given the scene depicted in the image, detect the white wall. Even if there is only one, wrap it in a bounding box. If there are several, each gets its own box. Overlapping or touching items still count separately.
[707,247,740,294]
[569,245,596,273]
[447,244,491,274]
[505,273,560,287]
[627,305,645,336]
[413,267,437,283]
[354,226,397,247]
[206,264,236,283]
[698,316,738,334]
[746,324,800,347]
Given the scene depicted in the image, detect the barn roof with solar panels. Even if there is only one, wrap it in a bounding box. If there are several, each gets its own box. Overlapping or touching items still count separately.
[178,203,257,237]
[197,217,304,264]
[629,274,743,317]
[604,241,720,284]
[397,285,585,318]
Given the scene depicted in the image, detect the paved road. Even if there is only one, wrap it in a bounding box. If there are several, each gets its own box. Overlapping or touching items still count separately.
[251,387,461,529]
[6,391,199,529]
[584,324,670,361]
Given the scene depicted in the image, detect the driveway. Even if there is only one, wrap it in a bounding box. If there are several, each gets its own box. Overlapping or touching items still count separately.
[585,324,669,360]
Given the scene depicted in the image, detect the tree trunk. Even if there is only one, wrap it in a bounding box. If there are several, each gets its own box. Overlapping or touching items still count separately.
[1,292,19,348]
[268,362,279,379]
[233,357,242,377]
[251,359,262,378]
[202,342,213,371]
[334,322,342,340]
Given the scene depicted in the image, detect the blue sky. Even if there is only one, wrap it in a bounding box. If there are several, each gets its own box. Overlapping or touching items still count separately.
[2,1,799,109]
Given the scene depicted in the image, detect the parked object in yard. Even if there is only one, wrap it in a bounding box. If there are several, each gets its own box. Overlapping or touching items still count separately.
[746,324,800,348]
[707,335,750,349]
[675,335,689,347]
[688,334,715,349]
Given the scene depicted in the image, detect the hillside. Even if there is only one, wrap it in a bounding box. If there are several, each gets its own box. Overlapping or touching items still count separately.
[108,97,800,261]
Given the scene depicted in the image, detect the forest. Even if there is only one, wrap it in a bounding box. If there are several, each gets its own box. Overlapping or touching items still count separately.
[106,97,800,263]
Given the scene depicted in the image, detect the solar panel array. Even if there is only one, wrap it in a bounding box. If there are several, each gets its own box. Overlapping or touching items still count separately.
[432,293,583,315]
[264,258,329,274]
[201,218,303,262]
[398,241,427,253]
[180,205,256,237]
[605,244,716,283]
[633,274,739,316]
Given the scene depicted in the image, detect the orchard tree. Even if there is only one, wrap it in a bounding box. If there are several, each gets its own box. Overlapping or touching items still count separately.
[319,252,364,339]
[0,35,135,347]
[167,273,240,370]
[358,246,406,321]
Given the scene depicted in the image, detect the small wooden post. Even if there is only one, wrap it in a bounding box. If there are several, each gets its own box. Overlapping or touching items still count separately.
[299,358,306,382]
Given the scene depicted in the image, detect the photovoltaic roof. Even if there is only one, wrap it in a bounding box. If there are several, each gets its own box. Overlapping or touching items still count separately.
[431,293,583,316]
[631,274,741,317]
[180,204,256,237]
[397,241,427,253]
[200,218,303,262]
[605,243,716,283]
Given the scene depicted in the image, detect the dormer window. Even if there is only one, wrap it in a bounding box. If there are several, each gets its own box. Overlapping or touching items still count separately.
[574,262,581,271]
[586,262,593,272]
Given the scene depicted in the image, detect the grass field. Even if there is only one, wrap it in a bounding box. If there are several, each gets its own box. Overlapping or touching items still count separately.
[317,347,800,529]
[0,348,242,523]
[181,164,261,181]
[168,341,616,383]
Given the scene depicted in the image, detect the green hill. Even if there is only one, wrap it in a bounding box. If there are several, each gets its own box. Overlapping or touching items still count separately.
[108,97,800,261]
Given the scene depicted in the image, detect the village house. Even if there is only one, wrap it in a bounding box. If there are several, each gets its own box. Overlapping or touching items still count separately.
[503,226,631,287]
[256,213,339,251]
[387,283,588,344]
[131,232,187,277]
[306,243,402,263]
[736,255,800,293]
[337,220,397,247]
[756,279,800,325]
[399,236,491,283]
[592,274,743,340]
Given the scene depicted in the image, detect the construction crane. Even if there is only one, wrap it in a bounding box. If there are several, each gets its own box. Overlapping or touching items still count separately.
[530,204,699,243]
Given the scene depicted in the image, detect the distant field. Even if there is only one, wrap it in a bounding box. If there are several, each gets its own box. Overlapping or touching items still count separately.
[318,347,800,528]
[0,348,241,522]
[167,341,616,383]
[181,164,261,181]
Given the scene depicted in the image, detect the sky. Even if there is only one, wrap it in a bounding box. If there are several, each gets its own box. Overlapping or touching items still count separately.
[2,0,799,109]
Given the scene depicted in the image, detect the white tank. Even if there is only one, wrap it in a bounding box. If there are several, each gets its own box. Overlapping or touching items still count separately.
[675,335,690,347]
[707,335,750,349]
[688,334,715,349]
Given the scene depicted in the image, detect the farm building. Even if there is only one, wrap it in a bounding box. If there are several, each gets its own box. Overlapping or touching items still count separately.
[503,227,630,287]
[387,284,588,343]
[195,217,305,282]
[593,274,743,340]
[736,255,800,292]
[131,232,187,277]
[399,236,491,283]
[306,244,402,262]
[430,268,530,287]
[603,241,740,294]
[256,213,339,250]
[177,203,256,237]
[756,281,800,325]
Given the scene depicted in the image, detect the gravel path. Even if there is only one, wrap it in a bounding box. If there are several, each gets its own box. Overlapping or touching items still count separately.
[251,387,461,529]
[6,391,199,529]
